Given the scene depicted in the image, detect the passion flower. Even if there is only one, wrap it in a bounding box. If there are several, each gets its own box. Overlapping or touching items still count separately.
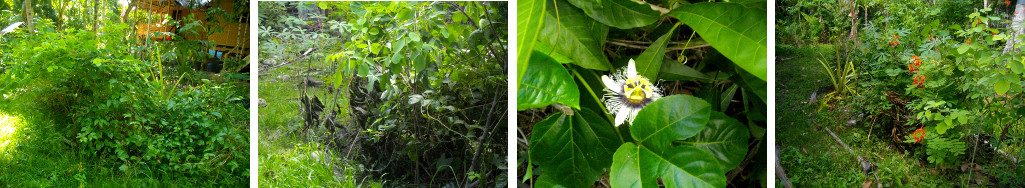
[601,59,664,127]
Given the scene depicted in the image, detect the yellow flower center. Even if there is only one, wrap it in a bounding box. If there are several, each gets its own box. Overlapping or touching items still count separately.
[623,77,653,103]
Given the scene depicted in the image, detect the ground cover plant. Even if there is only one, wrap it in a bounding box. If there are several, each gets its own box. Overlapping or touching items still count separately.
[778,0,1025,187]
[0,0,249,186]
[258,1,507,187]
[516,0,768,187]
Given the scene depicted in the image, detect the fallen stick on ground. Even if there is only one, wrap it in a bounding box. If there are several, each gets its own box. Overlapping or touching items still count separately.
[775,147,794,188]
[266,47,317,70]
[824,126,882,188]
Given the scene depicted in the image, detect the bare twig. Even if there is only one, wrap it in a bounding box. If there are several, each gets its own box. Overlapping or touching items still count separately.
[606,40,711,51]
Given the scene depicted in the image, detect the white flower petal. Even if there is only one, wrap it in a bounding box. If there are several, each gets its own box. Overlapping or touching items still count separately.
[627,59,638,78]
[614,108,630,127]
[626,109,640,125]
[601,75,621,94]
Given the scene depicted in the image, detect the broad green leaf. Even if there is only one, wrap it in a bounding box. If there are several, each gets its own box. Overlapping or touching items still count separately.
[414,52,427,72]
[534,42,575,64]
[517,0,546,87]
[566,0,661,29]
[956,112,968,124]
[534,174,566,188]
[669,2,767,80]
[1011,59,1024,75]
[410,32,421,41]
[631,95,712,151]
[453,13,467,24]
[517,51,580,110]
[331,70,344,89]
[635,24,679,80]
[529,109,623,188]
[570,66,611,121]
[357,61,370,77]
[995,77,1010,95]
[659,59,712,81]
[683,112,749,171]
[538,0,612,71]
[732,64,768,102]
[394,8,413,22]
[957,44,971,54]
[611,143,727,188]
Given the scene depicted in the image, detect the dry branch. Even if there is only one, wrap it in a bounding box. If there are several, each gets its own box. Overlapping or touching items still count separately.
[824,126,882,188]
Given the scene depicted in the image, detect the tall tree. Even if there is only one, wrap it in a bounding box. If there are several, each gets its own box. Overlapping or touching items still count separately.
[121,0,136,23]
[92,0,98,33]
[23,0,33,33]
[56,0,67,30]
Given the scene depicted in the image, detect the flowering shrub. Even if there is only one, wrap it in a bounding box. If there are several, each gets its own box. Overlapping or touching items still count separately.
[913,128,926,142]
[855,7,1025,168]
[518,0,767,187]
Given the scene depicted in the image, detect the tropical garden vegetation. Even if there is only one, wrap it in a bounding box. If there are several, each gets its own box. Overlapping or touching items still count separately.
[258,1,507,187]
[0,0,249,186]
[516,0,767,187]
[778,0,1025,187]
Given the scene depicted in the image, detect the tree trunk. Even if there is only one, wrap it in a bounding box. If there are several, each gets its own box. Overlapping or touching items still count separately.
[1003,2,1025,55]
[848,5,859,45]
[93,0,99,34]
[121,0,135,23]
[23,0,33,33]
[57,0,66,30]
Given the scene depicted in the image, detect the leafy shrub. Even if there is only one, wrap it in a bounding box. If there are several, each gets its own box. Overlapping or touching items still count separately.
[1,23,248,185]
[263,1,508,186]
[937,0,980,25]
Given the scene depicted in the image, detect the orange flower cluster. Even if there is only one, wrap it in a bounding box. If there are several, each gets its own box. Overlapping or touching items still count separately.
[1006,0,1012,5]
[908,55,922,72]
[913,128,926,142]
[890,35,900,47]
[913,75,926,87]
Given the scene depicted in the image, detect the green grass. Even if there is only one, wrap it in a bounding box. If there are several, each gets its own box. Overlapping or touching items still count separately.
[258,61,380,187]
[776,45,955,187]
[0,88,206,187]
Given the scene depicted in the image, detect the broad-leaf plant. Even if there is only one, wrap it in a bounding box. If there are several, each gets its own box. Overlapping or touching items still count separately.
[517,0,768,187]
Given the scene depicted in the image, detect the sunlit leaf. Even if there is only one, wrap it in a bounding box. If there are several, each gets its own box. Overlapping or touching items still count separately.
[635,24,679,80]
[669,2,767,80]
[537,0,611,71]
[631,94,712,151]
[566,0,661,29]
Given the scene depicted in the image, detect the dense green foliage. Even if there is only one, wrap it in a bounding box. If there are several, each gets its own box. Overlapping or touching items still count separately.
[517,0,767,187]
[779,0,1025,186]
[0,0,249,186]
[259,1,506,187]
